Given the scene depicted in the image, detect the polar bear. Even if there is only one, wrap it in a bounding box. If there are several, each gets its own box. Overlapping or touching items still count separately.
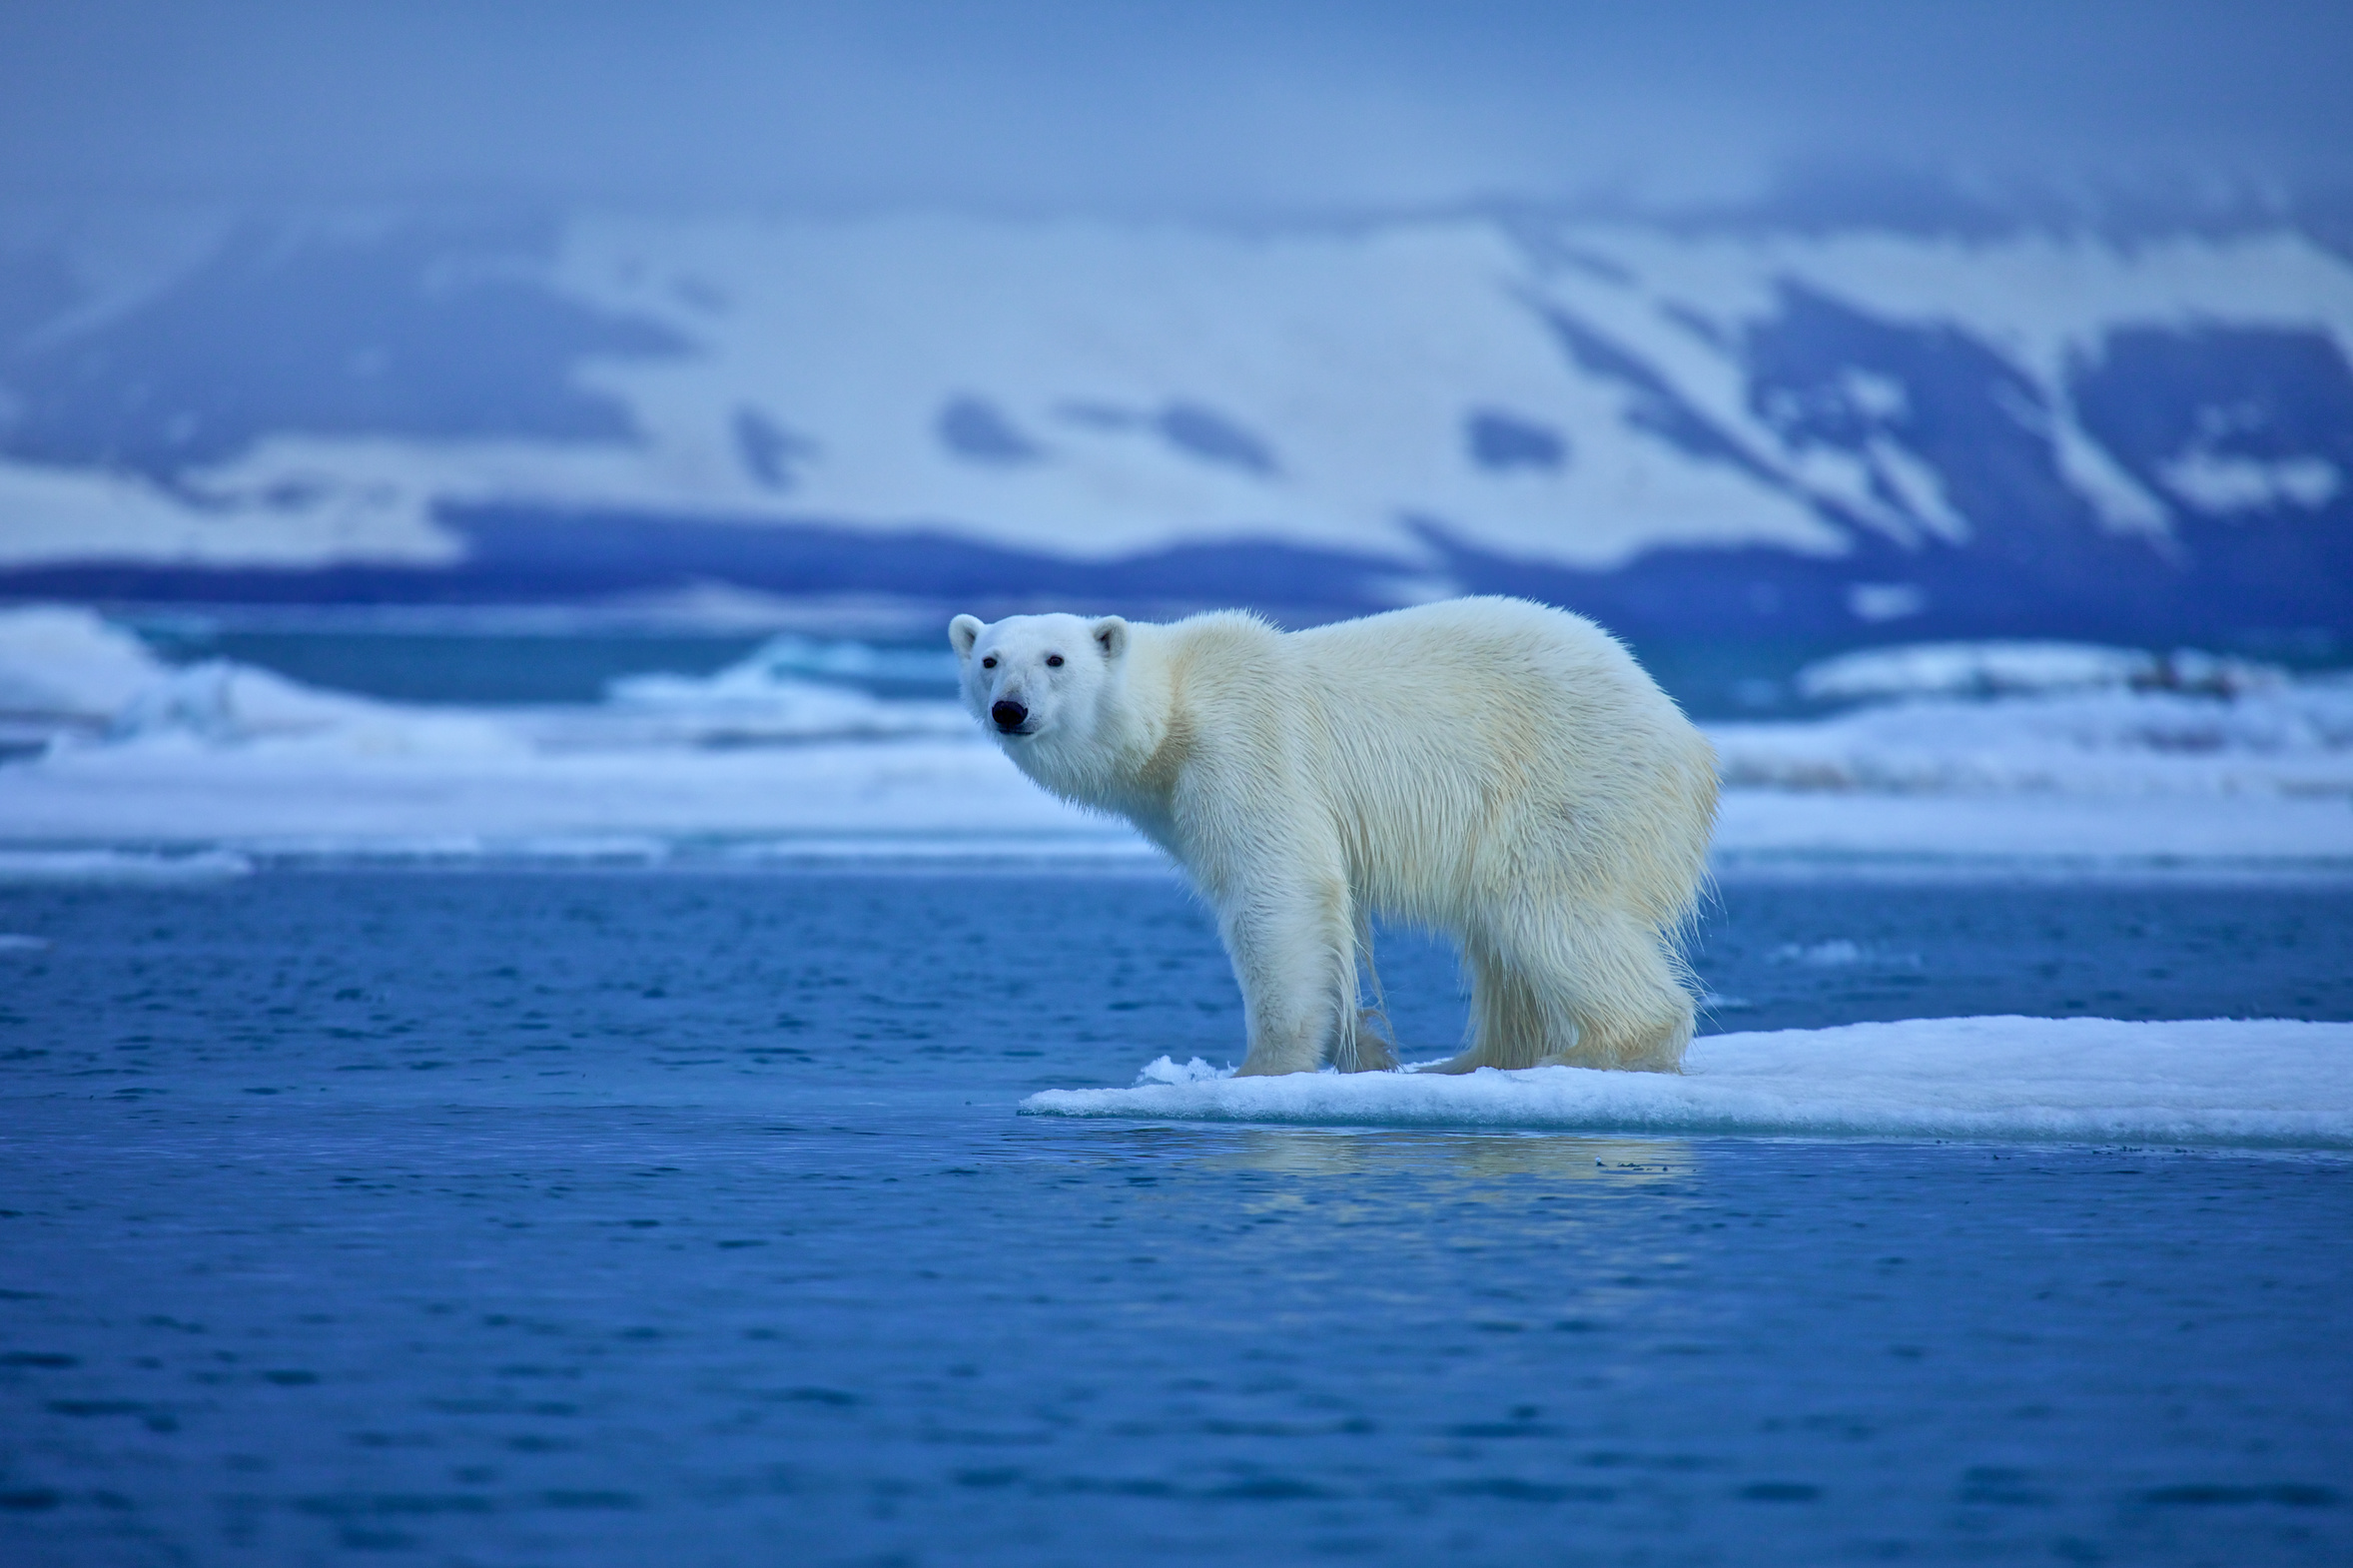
[949,597,1717,1076]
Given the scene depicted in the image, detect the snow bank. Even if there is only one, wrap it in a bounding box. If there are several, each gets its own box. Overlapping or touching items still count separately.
[1022,1018,2353,1150]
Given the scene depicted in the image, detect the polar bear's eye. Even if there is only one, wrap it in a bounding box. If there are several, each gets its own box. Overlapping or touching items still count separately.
[1046,654,1065,667]
[980,656,996,669]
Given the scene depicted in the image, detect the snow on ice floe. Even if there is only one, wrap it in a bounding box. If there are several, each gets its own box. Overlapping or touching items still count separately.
[1022,1018,2353,1150]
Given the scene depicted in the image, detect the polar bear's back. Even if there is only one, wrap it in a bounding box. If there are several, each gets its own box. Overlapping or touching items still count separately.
[1284,597,1716,928]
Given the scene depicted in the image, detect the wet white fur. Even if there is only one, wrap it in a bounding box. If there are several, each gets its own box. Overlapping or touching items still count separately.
[949,598,1718,1076]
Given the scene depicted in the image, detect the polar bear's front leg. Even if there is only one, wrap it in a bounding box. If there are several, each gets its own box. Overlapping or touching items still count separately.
[1213,871,1356,1078]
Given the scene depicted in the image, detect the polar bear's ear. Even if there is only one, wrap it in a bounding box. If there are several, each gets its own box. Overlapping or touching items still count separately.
[948,614,984,659]
[1091,616,1130,660]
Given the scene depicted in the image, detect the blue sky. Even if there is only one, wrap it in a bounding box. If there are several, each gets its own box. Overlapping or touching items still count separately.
[0,1,2347,214]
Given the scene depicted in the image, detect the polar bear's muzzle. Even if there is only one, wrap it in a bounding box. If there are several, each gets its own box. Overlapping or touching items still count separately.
[991,699,1031,735]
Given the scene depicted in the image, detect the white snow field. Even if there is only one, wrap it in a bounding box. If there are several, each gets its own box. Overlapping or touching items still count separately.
[1021,1018,2353,1150]
[3,217,2351,575]
[3,606,2352,867]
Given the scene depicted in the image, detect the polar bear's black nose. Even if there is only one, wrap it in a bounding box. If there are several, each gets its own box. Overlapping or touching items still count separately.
[991,699,1029,731]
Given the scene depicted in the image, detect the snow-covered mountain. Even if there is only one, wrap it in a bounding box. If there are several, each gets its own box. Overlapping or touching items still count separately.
[1,208,2348,644]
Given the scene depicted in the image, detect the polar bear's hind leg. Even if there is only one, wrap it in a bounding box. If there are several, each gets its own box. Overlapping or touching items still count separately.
[1536,911,1693,1073]
[1416,908,1691,1074]
[1412,928,1562,1074]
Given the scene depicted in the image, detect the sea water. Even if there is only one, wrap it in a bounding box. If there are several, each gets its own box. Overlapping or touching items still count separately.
[1,868,2349,1566]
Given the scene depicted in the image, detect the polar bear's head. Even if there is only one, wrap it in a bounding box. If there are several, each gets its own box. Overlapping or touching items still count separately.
[948,612,1130,750]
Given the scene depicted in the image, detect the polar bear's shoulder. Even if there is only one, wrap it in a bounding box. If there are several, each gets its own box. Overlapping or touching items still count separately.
[1155,608,1281,647]
[1134,598,1635,694]
[1291,596,1619,663]
[1144,609,1285,679]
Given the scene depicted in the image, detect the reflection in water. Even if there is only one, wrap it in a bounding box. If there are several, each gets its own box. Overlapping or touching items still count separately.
[1000,1122,1712,1345]
[1201,1127,1695,1183]
[1010,1121,1695,1183]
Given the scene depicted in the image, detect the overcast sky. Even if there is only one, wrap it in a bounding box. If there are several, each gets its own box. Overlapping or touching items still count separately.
[1,1,2346,216]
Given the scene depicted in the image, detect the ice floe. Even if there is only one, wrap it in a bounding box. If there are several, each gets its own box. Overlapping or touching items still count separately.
[1023,1017,2353,1150]
[0,848,256,884]
[615,633,959,697]
[592,638,969,746]
[1732,637,2353,803]
[0,605,171,722]
[1794,641,2287,703]
[1714,676,2353,798]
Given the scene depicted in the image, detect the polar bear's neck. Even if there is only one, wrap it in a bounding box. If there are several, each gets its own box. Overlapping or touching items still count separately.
[1012,629,1181,828]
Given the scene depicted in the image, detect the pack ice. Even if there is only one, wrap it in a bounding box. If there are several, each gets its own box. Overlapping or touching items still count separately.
[1022,1017,2353,1151]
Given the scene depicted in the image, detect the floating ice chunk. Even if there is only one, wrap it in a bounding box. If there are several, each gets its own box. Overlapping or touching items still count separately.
[723,833,1159,864]
[0,605,171,719]
[1799,642,2160,702]
[600,683,966,742]
[1765,939,1921,969]
[0,933,52,951]
[603,637,969,743]
[106,659,378,743]
[1773,939,1865,967]
[1796,640,2288,704]
[91,667,524,758]
[0,849,255,884]
[1711,791,2353,869]
[1026,1018,2353,1150]
[0,604,525,758]
[733,635,960,690]
[610,635,960,704]
[1133,1056,1233,1086]
[1711,678,2353,797]
[0,728,1102,851]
